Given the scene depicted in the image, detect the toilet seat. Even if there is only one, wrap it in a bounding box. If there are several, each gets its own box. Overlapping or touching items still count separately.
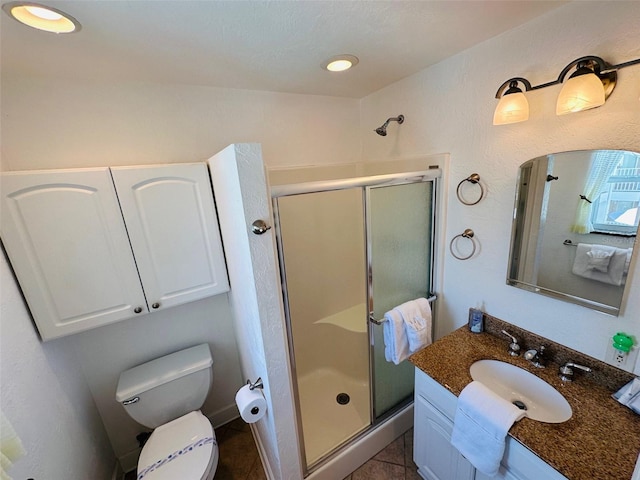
[136,411,218,480]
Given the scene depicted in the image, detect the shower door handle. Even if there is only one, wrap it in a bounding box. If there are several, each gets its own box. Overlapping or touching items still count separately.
[251,219,272,235]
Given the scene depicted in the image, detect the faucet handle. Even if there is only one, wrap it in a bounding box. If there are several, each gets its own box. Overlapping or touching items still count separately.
[501,330,520,356]
[559,362,592,382]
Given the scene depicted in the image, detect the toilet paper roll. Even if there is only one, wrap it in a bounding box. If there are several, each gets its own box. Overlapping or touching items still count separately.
[235,384,267,423]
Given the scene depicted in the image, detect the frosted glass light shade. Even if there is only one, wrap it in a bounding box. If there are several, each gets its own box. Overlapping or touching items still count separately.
[556,73,605,115]
[493,92,529,125]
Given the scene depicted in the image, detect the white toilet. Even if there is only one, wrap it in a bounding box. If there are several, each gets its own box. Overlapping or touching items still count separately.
[116,344,219,480]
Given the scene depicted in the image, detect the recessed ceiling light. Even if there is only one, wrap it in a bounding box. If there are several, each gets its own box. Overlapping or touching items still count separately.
[2,2,81,33]
[323,55,359,72]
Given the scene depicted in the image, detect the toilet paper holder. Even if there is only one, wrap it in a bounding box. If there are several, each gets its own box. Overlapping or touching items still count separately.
[247,377,264,391]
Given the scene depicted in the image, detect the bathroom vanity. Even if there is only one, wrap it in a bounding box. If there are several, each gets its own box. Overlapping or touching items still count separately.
[410,314,640,480]
[414,369,566,480]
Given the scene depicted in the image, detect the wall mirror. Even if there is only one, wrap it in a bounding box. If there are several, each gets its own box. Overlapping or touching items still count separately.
[507,149,639,315]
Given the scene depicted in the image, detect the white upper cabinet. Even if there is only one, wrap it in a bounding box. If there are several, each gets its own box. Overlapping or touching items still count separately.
[110,163,229,310]
[1,163,229,340]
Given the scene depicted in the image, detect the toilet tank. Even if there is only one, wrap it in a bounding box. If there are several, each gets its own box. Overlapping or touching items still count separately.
[116,344,213,429]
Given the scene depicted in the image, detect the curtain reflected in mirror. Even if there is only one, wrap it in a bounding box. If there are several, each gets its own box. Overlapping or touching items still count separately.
[507,149,639,315]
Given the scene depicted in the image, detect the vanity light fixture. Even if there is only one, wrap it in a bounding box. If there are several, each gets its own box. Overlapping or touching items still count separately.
[322,54,359,72]
[2,1,81,33]
[493,55,640,125]
[493,78,531,125]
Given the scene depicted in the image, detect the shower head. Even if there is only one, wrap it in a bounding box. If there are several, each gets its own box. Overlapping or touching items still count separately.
[374,115,404,136]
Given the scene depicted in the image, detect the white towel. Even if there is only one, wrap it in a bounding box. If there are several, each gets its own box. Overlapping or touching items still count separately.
[383,309,411,365]
[586,247,614,272]
[1,411,25,480]
[395,298,432,353]
[572,244,629,286]
[451,381,526,477]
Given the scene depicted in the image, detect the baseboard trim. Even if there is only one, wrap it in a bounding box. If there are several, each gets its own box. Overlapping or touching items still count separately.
[206,403,239,429]
[251,423,276,480]
[112,459,124,480]
[119,447,141,476]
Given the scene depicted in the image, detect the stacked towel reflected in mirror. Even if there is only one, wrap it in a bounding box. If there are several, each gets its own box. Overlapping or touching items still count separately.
[572,243,632,286]
[383,298,432,365]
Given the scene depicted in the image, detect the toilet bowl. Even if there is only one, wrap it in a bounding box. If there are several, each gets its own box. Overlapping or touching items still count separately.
[116,344,219,479]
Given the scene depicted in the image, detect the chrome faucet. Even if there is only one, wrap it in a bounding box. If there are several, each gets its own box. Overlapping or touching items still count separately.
[559,362,592,382]
[524,345,546,368]
[501,330,520,356]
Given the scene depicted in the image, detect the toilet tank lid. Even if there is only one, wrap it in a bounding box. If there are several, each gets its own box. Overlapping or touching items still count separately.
[116,344,212,402]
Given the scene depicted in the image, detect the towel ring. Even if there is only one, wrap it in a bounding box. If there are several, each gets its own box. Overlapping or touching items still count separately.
[456,173,484,206]
[449,229,477,260]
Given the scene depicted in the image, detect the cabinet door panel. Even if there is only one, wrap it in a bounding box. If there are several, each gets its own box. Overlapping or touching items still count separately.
[1,168,148,339]
[414,394,475,480]
[111,164,229,310]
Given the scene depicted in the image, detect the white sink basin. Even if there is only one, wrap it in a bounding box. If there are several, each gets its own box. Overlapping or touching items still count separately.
[470,359,572,423]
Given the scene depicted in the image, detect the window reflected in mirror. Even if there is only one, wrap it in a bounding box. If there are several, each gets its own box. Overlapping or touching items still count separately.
[507,149,639,316]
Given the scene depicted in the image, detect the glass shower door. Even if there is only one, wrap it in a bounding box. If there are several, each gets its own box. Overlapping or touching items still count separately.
[367,181,434,419]
[275,187,371,468]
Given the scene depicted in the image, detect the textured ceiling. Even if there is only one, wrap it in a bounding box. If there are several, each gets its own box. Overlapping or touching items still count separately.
[1,0,567,98]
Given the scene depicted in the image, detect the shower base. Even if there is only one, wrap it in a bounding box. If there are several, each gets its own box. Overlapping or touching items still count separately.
[297,366,370,465]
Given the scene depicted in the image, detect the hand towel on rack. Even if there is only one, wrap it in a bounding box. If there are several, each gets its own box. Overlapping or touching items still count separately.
[383,309,411,365]
[450,381,526,477]
[572,243,629,286]
[395,298,432,353]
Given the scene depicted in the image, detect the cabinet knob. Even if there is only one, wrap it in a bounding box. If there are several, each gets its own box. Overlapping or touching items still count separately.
[152,302,161,309]
[134,306,143,314]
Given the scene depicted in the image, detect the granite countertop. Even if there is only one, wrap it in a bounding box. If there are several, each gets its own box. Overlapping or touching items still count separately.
[409,315,640,480]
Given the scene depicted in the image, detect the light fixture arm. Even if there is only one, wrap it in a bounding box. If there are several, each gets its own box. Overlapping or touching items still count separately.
[494,77,532,98]
[555,56,611,83]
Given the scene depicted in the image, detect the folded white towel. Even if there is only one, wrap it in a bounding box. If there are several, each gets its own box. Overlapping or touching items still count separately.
[395,298,432,353]
[451,381,526,477]
[572,244,629,286]
[586,248,614,272]
[383,309,411,365]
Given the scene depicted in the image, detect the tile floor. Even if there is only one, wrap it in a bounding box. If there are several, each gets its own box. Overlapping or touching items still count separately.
[125,419,418,480]
[343,428,420,480]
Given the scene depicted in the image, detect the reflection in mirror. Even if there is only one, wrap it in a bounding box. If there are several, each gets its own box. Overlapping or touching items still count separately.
[507,150,639,315]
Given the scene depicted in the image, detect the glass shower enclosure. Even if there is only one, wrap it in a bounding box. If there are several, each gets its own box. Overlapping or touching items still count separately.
[270,163,439,474]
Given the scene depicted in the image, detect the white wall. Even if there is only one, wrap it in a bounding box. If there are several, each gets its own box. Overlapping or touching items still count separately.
[360,1,640,373]
[0,75,361,171]
[0,76,362,471]
[0,253,115,479]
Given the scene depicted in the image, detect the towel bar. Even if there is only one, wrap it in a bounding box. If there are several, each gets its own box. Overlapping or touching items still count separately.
[368,294,437,325]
